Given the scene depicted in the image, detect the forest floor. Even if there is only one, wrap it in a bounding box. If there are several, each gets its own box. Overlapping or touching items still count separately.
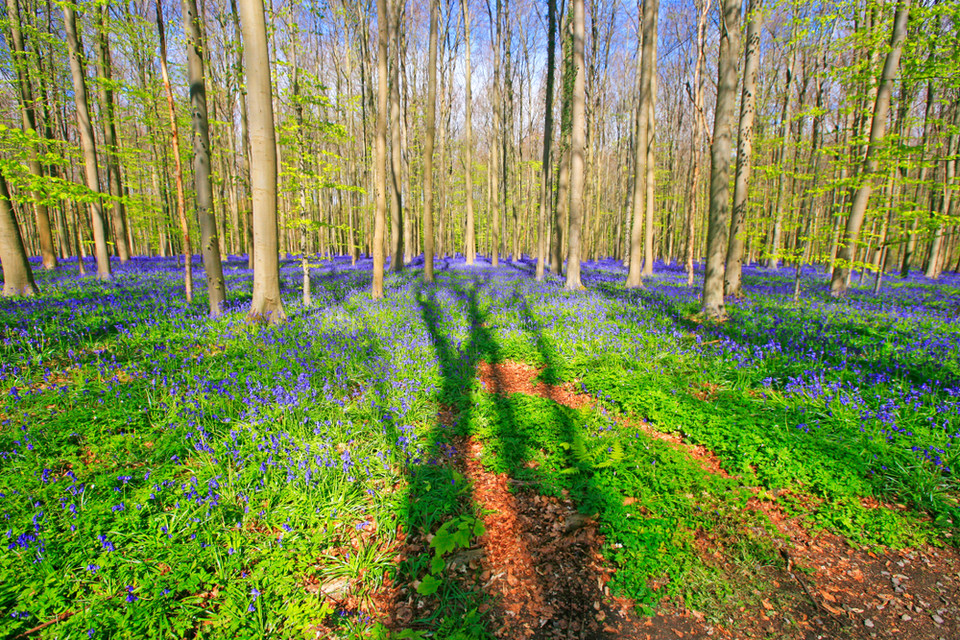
[1,255,959,639]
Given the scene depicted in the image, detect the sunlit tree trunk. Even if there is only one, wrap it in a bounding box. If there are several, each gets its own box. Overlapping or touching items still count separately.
[239,0,286,322]
[422,0,438,282]
[564,0,585,290]
[6,0,57,270]
[372,0,389,298]
[536,0,557,281]
[724,0,762,296]
[462,0,476,265]
[96,6,130,263]
[700,0,741,318]
[183,0,227,315]
[64,3,111,281]
[388,0,404,272]
[0,173,38,296]
[830,0,911,296]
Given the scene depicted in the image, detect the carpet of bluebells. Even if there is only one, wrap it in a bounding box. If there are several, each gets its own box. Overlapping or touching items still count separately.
[1,254,958,638]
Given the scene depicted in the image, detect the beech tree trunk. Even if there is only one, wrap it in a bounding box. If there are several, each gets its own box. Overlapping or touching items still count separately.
[536,0,557,281]
[388,0,404,272]
[564,0,585,290]
[700,0,741,318]
[830,0,911,296]
[372,0,389,298]
[64,3,111,281]
[462,0,476,265]
[183,0,227,315]
[0,172,38,296]
[239,0,286,322]
[724,0,762,296]
[96,6,130,263]
[422,0,438,282]
[156,0,193,302]
[6,0,57,270]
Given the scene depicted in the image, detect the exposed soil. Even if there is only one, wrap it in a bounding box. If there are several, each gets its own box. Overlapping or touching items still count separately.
[369,360,960,640]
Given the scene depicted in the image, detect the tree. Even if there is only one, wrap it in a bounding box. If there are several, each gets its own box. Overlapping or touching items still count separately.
[239,0,286,322]
[700,0,741,318]
[724,0,762,297]
[626,0,659,288]
[96,5,130,263]
[535,0,557,281]
[564,0,585,290]
[462,0,476,265]
[372,0,389,299]
[183,0,227,315]
[388,0,404,272]
[422,0,439,282]
[0,172,38,297]
[830,0,911,297]
[156,0,193,302]
[64,2,111,281]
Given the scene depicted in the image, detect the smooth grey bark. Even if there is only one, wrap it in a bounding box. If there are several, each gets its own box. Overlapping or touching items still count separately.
[685,0,712,287]
[830,0,911,296]
[156,0,192,302]
[6,0,56,270]
[462,0,476,265]
[724,0,762,296]
[64,3,111,281]
[626,0,652,288]
[387,0,404,272]
[925,102,959,279]
[700,0,741,318]
[239,0,286,322]
[372,0,389,298]
[183,0,227,315]
[536,0,558,281]
[0,172,38,296]
[564,0,585,290]
[422,0,438,282]
[96,6,130,263]
[901,82,935,277]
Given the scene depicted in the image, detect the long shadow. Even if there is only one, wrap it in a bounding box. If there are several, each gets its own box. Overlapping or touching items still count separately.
[411,274,622,638]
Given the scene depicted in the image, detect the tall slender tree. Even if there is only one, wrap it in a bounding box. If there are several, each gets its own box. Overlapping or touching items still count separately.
[564,0,586,290]
[422,0,439,282]
[64,3,111,280]
[6,0,57,270]
[700,0,741,318]
[830,0,911,296]
[724,0,762,296]
[0,172,38,296]
[239,0,286,322]
[535,0,557,281]
[183,0,227,315]
[462,0,476,265]
[372,0,389,299]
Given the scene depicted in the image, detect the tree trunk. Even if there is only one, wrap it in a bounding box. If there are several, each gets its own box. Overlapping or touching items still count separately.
[0,172,38,296]
[724,0,761,296]
[372,0,390,298]
[536,0,558,281]
[700,0,741,318]
[830,0,911,296]
[64,3,111,280]
[156,0,193,302]
[422,0,438,282]
[388,0,404,272]
[564,0,586,290]
[6,0,57,270]
[685,0,712,287]
[96,6,130,263]
[239,0,286,322]
[183,0,227,315]
[462,0,476,265]
[641,0,659,278]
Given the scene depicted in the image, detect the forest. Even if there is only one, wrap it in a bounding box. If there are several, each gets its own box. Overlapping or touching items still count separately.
[1,0,959,637]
